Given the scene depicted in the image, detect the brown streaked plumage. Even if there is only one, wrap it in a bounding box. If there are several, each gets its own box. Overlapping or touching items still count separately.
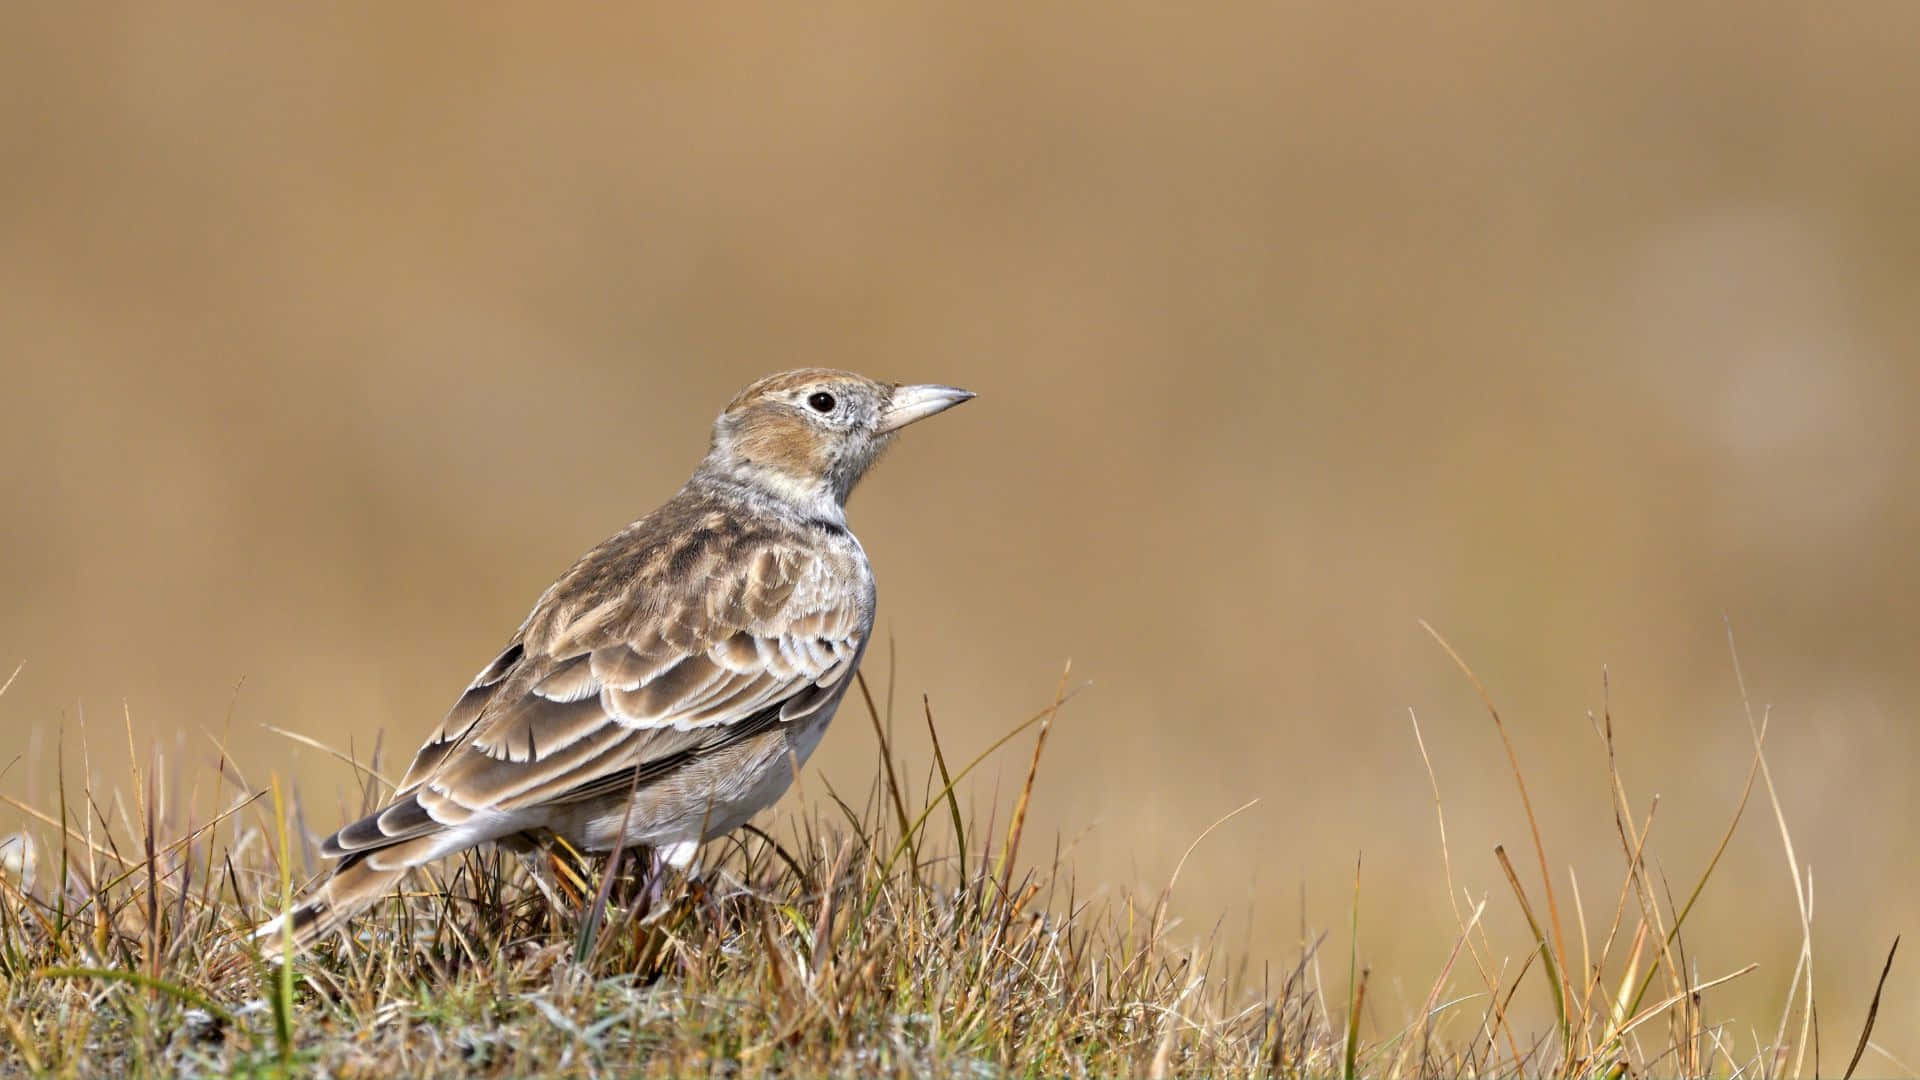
[257,369,973,950]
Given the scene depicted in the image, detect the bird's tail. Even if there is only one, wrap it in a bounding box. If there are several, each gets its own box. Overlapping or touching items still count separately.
[251,835,443,953]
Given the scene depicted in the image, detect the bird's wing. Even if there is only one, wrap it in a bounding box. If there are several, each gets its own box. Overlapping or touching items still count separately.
[323,523,869,858]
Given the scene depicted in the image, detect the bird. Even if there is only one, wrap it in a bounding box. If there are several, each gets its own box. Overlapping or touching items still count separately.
[256,369,974,950]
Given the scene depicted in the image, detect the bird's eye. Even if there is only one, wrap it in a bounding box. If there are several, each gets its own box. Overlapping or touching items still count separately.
[807,391,837,413]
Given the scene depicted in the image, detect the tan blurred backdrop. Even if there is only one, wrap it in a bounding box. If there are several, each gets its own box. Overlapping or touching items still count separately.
[4,2,1918,1057]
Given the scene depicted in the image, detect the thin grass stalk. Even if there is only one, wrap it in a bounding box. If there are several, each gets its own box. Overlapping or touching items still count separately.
[1421,620,1574,1040]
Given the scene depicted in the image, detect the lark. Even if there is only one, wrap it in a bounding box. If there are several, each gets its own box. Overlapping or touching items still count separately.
[257,369,973,949]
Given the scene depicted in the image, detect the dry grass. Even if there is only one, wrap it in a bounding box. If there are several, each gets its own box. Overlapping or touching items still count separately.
[0,641,1901,1078]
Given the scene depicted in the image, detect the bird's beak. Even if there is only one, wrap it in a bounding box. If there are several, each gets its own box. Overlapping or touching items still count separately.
[877,384,976,434]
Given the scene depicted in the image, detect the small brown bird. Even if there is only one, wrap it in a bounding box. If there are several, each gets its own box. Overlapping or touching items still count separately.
[257,369,973,949]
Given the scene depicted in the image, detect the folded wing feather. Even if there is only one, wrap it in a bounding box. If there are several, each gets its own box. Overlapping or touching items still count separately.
[324,532,868,860]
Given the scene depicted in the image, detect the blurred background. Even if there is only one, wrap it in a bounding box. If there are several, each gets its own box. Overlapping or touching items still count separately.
[3,2,1918,1059]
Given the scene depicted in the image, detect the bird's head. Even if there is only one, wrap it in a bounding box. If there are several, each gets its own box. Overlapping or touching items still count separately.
[702,369,974,515]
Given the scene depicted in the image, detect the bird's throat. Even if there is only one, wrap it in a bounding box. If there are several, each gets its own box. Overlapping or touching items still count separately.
[696,456,848,526]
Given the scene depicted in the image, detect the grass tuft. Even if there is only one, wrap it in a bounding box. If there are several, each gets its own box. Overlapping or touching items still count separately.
[0,643,1900,1076]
